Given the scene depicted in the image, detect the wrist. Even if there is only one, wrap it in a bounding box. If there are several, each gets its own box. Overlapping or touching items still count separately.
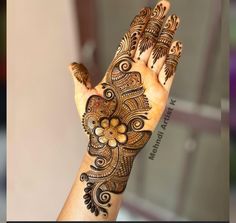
[78,134,146,217]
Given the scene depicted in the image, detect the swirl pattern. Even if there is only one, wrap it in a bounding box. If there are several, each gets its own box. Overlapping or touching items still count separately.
[81,52,152,217]
[80,3,154,218]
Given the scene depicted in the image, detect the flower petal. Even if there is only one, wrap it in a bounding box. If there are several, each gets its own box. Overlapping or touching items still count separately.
[101,118,109,128]
[108,139,117,148]
[117,124,127,133]
[116,133,127,144]
[98,136,108,144]
[110,118,119,127]
[95,127,104,136]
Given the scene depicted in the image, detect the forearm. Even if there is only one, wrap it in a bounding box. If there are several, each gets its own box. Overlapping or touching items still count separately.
[57,151,123,221]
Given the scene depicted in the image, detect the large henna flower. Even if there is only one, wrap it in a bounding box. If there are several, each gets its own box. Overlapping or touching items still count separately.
[94,118,128,148]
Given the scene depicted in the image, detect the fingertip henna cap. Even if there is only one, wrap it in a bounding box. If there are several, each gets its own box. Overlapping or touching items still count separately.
[69,62,89,86]
[163,41,183,85]
[170,41,183,57]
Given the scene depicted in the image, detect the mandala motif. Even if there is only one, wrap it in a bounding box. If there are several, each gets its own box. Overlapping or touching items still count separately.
[94,118,128,148]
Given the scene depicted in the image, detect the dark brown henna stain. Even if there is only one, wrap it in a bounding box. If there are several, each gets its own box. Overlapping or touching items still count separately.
[80,62,152,217]
[71,62,89,87]
[114,7,152,59]
[151,14,179,68]
[138,3,167,59]
[164,41,182,85]
[79,10,154,217]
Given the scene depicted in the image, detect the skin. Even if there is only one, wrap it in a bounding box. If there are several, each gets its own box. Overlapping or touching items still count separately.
[57,0,183,221]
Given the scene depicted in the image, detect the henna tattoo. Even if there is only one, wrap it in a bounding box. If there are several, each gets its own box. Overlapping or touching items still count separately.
[80,10,153,217]
[138,3,167,59]
[151,14,179,68]
[81,61,152,217]
[71,62,89,87]
[77,1,181,217]
[164,41,182,85]
[114,7,152,59]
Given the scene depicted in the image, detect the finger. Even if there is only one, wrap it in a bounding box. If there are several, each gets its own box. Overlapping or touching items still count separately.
[148,14,180,72]
[134,0,170,63]
[69,62,92,95]
[114,7,152,59]
[159,41,183,92]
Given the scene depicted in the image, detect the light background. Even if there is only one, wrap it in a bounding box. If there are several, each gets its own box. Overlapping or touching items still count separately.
[7,0,228,221]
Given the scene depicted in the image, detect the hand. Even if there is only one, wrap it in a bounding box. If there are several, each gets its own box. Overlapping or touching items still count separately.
[69,0,182,217]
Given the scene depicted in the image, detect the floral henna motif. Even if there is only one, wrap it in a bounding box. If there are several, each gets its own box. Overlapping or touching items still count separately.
[151,14,179,68]
[164,41,182,84]
[94,118,128,148]
[80,62,152,217]
[79,8,153,218]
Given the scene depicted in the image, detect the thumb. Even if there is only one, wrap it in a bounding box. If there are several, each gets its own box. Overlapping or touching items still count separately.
[69,62,92,95]
[69,62,94,118]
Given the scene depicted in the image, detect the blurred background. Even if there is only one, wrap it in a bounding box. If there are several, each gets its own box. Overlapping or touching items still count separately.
[7,0,228,221]
[230,0,236,222]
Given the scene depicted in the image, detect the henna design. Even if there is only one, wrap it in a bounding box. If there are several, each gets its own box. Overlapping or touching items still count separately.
[81,62,152,217]
[71,62,89,87]
[164,41,182,85]
[151,14,179,68]
[80,10,153,217]
[114,7,152,59]
[138,3,167,59]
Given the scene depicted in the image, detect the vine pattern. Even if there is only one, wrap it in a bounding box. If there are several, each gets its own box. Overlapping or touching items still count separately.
[79,3,182,217]
[80,8,152,217]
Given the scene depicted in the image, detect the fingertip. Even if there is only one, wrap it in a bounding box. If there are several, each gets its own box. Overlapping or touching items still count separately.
[157,0,171,11]
[68,62,77,74]
[170,41,183,57]
[160,0,170,7]
[158,40,183,92]
[167,14,181,30]
[68,62,91,91]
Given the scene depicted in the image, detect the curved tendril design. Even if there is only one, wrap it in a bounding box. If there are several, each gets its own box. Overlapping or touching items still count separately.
[80,6,153,218]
